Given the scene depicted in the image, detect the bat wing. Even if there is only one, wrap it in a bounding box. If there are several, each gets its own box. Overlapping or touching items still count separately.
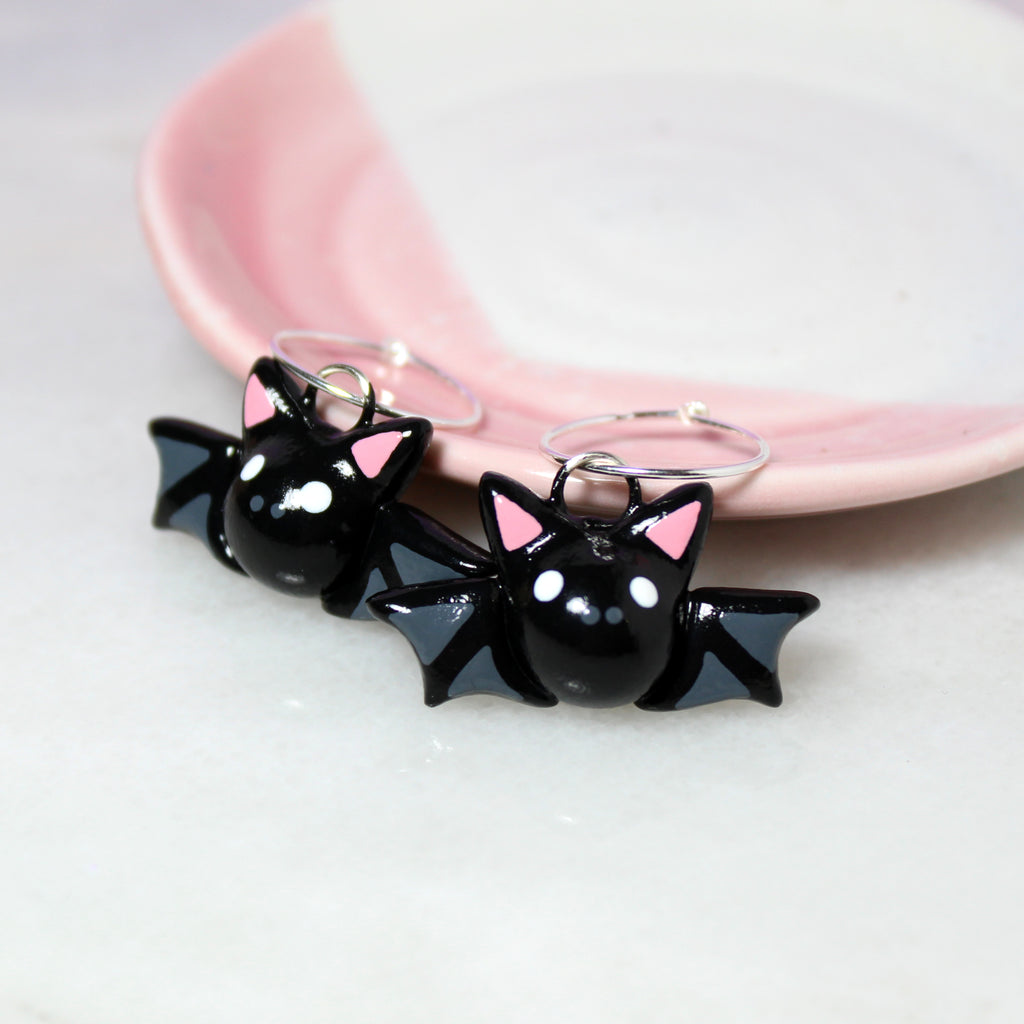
[636,587,820,711]
[149,418,243,572]
[367,577,557,707]
[321,502,494,620]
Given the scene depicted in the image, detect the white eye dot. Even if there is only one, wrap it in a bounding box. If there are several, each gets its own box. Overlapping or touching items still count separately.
[533,569,564,602]
[629,576,659,608]
[240,454,265,481]
[298,480,332,514]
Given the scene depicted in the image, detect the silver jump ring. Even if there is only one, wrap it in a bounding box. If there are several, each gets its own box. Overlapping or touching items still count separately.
[550,451,644,513]
[540,401,770,480]
[271,329,483,429]
[318,364,376,430]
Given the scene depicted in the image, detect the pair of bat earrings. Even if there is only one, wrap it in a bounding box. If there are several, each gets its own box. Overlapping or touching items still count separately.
[150,333,818,711]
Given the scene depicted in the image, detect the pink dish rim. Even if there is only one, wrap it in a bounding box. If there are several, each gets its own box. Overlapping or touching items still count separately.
[138,7,1024,518]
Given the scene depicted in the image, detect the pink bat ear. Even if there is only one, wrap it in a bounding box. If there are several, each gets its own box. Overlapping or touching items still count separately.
[644,500,702,559]
[243,372,276,428]
[493,493,543,550]
[351,430,403,478]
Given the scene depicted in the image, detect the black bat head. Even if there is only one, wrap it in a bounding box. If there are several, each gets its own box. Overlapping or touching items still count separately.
[479,472,713,707]
[222,358,431,596]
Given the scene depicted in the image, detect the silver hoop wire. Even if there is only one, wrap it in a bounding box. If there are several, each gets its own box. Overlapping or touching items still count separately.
[540,401,770,480]
[271,329,482,429]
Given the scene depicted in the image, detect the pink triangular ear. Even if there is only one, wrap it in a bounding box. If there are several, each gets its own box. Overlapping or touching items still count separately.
[243,373,276,428]
[351,430,404,478]
[493,493,543,550]
[644,500,702,559]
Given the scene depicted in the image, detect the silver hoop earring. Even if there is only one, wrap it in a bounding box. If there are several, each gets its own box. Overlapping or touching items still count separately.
[370,403,818,712]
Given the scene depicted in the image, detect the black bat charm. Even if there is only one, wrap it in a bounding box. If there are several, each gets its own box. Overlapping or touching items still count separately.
[149,357,489,618]
[369,471,819,710]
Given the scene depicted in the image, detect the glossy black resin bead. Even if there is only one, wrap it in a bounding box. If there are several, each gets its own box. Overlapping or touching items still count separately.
[150,357,489,617]
[371,470,819,710]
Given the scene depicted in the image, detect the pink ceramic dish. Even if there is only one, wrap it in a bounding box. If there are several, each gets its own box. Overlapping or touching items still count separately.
[139,4,1024,517]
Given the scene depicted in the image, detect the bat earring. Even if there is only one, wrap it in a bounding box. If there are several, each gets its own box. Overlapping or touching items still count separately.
[369,403,819,710]
[149,330,490,618]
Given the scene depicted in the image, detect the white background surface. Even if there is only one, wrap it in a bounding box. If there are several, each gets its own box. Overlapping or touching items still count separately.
[2,2,1024,1022]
